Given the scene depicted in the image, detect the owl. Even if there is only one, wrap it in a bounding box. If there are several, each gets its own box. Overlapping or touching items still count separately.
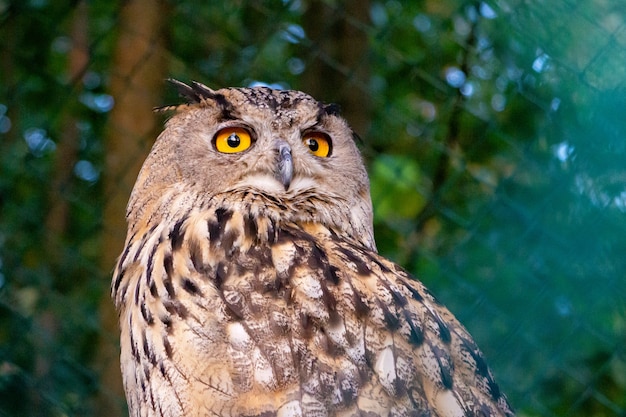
[112,80,514,417]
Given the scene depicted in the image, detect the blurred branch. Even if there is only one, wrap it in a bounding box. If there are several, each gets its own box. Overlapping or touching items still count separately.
[411,4,478,241]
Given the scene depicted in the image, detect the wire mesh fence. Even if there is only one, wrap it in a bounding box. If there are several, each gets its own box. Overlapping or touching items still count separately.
[0,0,625,416]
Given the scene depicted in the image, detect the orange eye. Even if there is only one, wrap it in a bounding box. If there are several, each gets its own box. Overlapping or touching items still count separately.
[303,133,331,157]
[214,127,253,154]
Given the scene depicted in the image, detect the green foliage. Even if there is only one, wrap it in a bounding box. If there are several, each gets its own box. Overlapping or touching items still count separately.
[370,154,426,222]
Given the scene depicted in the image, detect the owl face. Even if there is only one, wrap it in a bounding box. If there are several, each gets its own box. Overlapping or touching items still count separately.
[129,82,375,249]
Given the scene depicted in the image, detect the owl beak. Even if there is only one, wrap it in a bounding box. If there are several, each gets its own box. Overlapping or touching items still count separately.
[275,140,293,191]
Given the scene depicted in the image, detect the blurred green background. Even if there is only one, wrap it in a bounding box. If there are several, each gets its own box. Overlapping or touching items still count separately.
[1,0,625,416]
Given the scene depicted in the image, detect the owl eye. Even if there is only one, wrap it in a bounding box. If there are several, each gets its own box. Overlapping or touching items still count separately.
[214,127,253,154]
[303,133,332,157]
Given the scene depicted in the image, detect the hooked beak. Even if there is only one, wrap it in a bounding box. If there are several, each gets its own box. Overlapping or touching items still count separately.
[275,140,293,190]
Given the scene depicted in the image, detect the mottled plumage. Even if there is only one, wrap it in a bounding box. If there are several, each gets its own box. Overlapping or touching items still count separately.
[113,80,514,417]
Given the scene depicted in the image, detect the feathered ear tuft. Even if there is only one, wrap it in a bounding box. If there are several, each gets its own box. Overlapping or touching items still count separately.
[315,101,342,121]
[323,103,341,116]
[153,79,214,112]
[156,79,235,119]
[167,79,217,103]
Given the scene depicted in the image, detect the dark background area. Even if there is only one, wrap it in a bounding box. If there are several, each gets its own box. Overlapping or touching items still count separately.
[1,1,625,416]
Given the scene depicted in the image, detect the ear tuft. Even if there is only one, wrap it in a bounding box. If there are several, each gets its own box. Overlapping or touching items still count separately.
[167,79,217,103]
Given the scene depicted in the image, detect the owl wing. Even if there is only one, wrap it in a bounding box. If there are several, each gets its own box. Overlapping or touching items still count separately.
[264,222,514,417]
[299,222,514,416]
[115,209,514,417]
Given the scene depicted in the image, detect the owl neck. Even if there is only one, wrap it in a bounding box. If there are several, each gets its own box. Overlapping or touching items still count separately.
[127,187,376,252]
[216,190,376,251]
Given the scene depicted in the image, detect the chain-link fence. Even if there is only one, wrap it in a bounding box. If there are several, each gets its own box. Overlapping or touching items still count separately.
[1,1,625,416]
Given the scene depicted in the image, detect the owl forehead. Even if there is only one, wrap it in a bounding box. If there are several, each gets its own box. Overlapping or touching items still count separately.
[220,87,327,130]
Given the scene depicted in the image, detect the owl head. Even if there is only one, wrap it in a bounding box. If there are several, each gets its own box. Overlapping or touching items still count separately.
[126,80,375,250]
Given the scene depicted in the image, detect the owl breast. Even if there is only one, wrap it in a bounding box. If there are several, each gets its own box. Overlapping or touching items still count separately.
[114,199,513,417]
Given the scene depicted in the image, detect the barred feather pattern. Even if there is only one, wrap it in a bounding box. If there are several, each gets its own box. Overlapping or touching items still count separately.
[113,194,514,417]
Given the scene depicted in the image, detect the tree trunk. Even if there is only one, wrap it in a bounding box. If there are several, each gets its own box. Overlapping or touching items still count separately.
[302,0,371,137]
[96,1,169,415]
[34,2,89,413]
[45,0,89,255]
